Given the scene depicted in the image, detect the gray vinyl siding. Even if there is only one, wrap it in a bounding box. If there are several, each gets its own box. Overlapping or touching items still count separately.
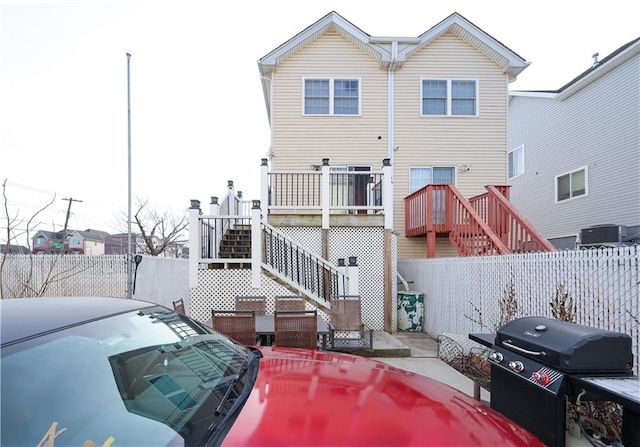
[508,54,640,243]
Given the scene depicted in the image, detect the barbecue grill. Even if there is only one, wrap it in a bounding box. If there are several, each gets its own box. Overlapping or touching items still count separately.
[470,317,639,447]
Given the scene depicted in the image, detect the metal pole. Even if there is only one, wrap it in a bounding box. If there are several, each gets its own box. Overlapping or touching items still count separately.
[126,52,133,298]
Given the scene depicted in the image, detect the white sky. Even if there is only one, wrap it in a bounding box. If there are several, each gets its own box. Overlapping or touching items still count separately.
[2,0,639,246]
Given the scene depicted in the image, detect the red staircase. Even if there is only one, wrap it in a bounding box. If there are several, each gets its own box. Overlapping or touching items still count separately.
[405,185,555,258]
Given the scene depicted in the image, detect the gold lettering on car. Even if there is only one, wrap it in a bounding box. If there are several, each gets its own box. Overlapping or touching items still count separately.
[37,422,114,447]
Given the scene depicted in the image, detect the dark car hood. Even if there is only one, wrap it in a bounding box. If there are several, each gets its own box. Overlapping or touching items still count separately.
[223,347,542,446]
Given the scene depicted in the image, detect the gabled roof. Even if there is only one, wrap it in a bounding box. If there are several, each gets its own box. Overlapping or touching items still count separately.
[257,11,529,118]
[511,36,640,99]
[68,229,110,243]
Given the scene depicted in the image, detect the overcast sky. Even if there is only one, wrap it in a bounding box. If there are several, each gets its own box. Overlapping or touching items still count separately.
[2,0,639,246]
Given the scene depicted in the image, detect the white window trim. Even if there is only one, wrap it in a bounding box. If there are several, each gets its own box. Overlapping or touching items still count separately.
[554,166,589,203]
[508,144,525,179]
[420,78,479,117]
[302,77,362,116]
[409,165,457,193]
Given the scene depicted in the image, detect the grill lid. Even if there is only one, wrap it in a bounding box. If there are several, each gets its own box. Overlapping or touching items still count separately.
[495,317,633,373]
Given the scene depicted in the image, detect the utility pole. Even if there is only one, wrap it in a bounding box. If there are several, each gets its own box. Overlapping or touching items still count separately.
[61,197,82,252]
[126,52,133,298]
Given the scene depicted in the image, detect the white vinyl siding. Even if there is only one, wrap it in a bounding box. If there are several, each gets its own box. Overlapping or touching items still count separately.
[508,145,524,179]
[421,78,478,116]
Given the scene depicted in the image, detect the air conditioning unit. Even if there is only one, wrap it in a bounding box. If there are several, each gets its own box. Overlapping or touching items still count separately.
[580,224,627,246]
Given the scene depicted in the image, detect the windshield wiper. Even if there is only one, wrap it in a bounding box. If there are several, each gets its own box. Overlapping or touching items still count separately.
[214,348,261,416]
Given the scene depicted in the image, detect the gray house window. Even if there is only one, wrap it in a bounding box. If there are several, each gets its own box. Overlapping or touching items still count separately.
[508,145,525,179]
[304,78,359,115]
[556,167,587,202]
[421,79,477,116]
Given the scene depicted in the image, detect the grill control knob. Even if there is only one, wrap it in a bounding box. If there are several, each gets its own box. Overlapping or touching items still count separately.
[532,371,550,385]
[489,351,504,363]
[508,360,525,373]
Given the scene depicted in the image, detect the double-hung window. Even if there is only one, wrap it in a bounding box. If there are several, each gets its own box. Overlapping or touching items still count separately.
[556,167,587,202]
[508,145,525,179]
[304,78,359,115]
[421,79,478,116]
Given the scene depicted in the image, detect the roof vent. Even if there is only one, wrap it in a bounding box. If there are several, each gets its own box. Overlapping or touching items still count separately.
[592,52,600,67]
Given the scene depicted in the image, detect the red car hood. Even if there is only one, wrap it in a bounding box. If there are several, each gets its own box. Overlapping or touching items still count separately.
[223,347,543,446]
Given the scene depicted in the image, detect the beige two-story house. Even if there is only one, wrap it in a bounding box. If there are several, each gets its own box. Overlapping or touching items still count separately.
[258,11,541,260]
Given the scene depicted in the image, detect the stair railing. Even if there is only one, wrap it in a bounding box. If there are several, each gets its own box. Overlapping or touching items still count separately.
[471,185,556,253]
[260,222,347,305]
[405,184,510,256]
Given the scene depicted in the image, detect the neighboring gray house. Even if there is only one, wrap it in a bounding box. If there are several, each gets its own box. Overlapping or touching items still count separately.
[507,37,640,249]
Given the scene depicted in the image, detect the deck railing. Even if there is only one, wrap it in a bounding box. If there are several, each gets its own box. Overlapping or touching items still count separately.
[405,184,554,256]
[261,158,391,224]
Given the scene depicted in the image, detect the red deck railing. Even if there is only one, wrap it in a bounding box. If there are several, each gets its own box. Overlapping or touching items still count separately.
[405,184,555,257]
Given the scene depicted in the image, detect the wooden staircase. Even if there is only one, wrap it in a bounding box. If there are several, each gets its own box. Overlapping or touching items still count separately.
[405,184,555,258]
[218,224,251,267]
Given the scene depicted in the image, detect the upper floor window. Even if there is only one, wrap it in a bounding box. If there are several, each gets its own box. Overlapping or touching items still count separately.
[421,79,478,116]
[304,78,360,115]
[556,167,587,202]
[508,145,525,179]
[35,236,44,246]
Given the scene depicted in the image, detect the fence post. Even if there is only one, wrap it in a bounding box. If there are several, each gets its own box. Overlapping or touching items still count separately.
[382,158,393,229]
[189,200,201,289]
[251,200,262,288]
[321,158,330,229]
[261,158,269,217]
[347,256,359,296]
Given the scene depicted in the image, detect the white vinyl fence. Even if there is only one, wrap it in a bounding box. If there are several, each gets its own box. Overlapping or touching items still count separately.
[399,246,639,375]
[0,254,188,309]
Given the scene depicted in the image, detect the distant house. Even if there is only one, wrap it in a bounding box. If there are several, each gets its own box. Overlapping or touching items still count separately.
[67,229,110,255]
[104,233,144,255]
[508,37,640,249]
[1,244,30,254]
[32,230,64,254]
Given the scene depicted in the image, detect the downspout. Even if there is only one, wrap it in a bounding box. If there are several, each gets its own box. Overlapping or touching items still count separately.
[388,41,397,164]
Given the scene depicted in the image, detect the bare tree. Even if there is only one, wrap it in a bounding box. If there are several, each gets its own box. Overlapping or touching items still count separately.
[119,197,188,257]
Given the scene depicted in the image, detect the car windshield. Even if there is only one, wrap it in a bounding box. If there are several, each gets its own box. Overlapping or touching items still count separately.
[1,307,257,447]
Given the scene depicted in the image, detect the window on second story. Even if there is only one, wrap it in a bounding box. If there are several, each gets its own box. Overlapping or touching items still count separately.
[421,79,478,116]
[556,167,587,202]
[36,236,44,246]
[508,145,525,179]
[304,78,360,115]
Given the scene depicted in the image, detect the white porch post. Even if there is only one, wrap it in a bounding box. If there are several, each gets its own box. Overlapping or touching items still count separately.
[188,200,201,289]
[321,158,330,229]
[209,196,220,216]
[227,181,235,216]
[336,258,347,296]
[260,158,269,216]
[251,200,262,288]
[347,256,359,296]
[382,158,393,230]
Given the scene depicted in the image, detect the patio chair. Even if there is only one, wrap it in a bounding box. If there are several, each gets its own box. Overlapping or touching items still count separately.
[328,295,373,351]
[172,298,186,315]
[211,310,257,345]
[235,295,267,315]
[274,310,318,350]
[274,295,306,312]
